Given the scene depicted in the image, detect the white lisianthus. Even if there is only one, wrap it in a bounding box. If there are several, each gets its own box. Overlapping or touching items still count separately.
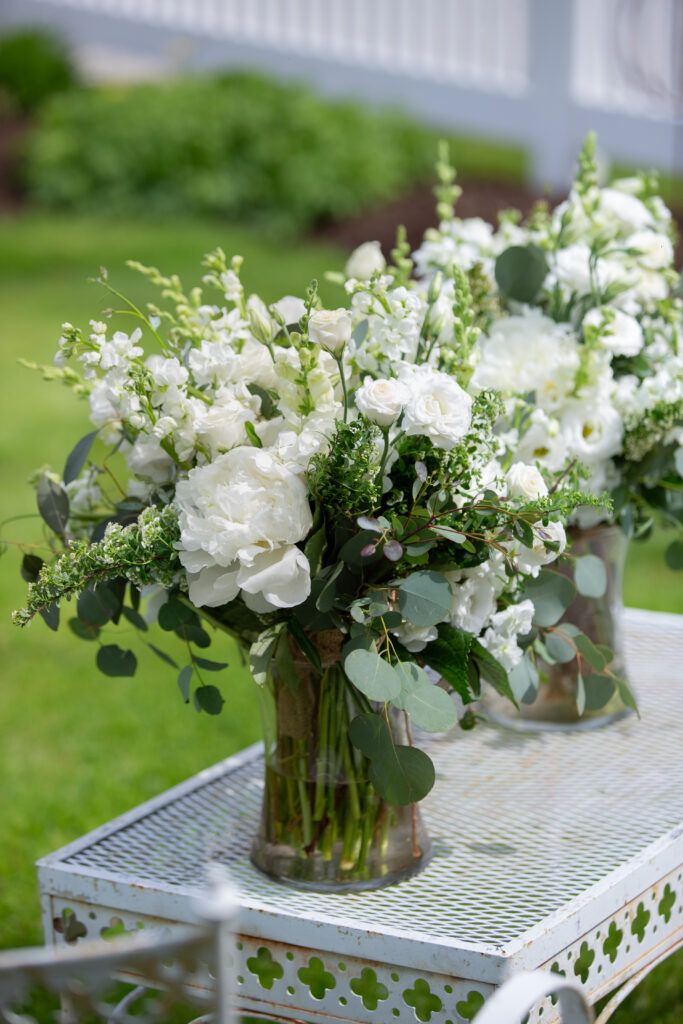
[238,546,311,612]
[175,446,313,578]
[400,367,473,449]
[506,462,548,500]
[345,241,386,280]
[308,308,352,356]
[355,377,409,427]
[561,401,624,463]
[583,307,644,357]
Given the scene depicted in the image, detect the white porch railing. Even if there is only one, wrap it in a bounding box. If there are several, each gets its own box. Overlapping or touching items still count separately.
[1,0,681,187]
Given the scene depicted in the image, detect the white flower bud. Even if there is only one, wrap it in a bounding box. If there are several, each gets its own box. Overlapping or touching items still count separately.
[345,241,386,280]
[248,306,273,345]
[308,308,352,356]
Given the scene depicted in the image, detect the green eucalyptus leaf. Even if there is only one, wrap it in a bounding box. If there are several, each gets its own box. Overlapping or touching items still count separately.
[68,617,100,641]
[315,561,343,613]
[575,633,606,671]
[575,672,586,716]
[405,684,458,732]
[582,673,616,711]
[193,684,225,715]
[121,605,148,631]
[193,656,229,672]
[63,430,98,485]
[77,584,120,627]
[349,712,393,758]
[180,623,211,648]
[522,571,576,627]
[508,656,539,703]
[615,676,639,715]
[37,474,70,536]
[369,745,435,805]
[545,631,576,664]
[147,643,178,669]
[495,244,549,303]
[249,624,285,686]
[343,649,401,701]
[398,571,452,627]
[177,665,193,703]
[393,661,431,710]
[21,554,44,583]
[158,597,197,632]
[665,539,683,570]
[97,644,137,678]
[338,530,382,567]
[574,554,607,597]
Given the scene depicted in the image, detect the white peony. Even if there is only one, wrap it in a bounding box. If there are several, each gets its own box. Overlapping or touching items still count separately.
[345,241,386,280]
[308,308,352,356]
[583,307,644,357]
[506,462,548,500]
[175,446,313,575]
[238,546,311,612]
[399,367,473,449]
[355,377,409,427]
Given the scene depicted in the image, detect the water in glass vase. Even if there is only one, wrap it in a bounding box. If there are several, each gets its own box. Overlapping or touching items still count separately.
[250,646,431,891]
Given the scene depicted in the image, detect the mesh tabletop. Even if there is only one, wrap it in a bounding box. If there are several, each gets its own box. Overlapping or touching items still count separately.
[51,607,683,963]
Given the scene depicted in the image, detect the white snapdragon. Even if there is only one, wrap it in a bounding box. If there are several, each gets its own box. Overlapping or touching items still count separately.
[345,241,386,280]
[308,308,352,356]
[355,377,409,427]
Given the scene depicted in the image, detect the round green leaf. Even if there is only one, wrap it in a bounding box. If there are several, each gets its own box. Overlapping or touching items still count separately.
[37,474,70,536]
[97,645,137,678]
[404,685,458,732]
[575,633,606,671]
[393,661,431,710]
[349,712,393,758]
[508,656,539,703]
[398,571,452,627]
[77,584,120,627]
[583,673,616,711]
[545,631,576,664]
[344,650,401,701]
[665,539,683,570]
[121,606,148,631]
[369,745,435,805]
[494,244,549,303]
[177,665,193,703]
[68,617,100,642]
[20,554,44,583]
[574,554,607,598]
[194,684,225,715]
[522,571,576,627]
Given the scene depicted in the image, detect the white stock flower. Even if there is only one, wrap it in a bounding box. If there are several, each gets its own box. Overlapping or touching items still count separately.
[355,377,409,427]
[448,575,497,635]
[583,307,644,357]
[345,241,386,280]
[506,462,548,500]
[175,446,313,576]
[308,308,352,356]
[627,230,674,270]
[400,367,473,449]
[599,188,654,232]
[480,599,535,671]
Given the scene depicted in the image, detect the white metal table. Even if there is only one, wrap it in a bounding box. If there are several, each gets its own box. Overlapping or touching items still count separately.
[36,608,683,1024]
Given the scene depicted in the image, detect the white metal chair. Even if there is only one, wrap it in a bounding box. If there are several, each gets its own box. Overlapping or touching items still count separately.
[0,869,237,1024]
[472,970,593,1024]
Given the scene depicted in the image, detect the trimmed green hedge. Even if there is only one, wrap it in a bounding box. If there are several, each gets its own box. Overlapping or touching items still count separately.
[25,73,439,234]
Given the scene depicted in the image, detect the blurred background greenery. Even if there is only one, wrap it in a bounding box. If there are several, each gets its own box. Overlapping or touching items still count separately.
[0,23,681,1024]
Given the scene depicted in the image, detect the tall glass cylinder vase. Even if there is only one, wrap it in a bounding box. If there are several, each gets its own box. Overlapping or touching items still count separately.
[250,634,432,892]
[484,525,634,731]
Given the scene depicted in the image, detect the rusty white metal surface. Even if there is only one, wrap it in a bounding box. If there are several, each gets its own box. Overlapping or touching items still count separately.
[37,608,683,1024]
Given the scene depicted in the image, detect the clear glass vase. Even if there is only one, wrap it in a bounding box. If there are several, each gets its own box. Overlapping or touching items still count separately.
[484,525,634,732]
[250,635,432,892]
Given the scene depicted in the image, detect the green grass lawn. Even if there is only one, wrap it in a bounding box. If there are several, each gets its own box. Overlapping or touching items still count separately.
[0,213,681,1022]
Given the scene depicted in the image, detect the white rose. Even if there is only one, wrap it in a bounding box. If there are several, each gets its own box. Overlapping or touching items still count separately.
[345,241,386,280]
[272,295,307,325]
[506,462,548,500]
[308,308,352,356]
[175,446,313,575]
[583,307,644,357]
[400,368,473,449]
[238,546,311,612]
[355,377,409,427]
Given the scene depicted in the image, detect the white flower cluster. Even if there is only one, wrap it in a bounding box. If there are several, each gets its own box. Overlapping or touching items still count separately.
[412,165,683,520]
[53,248,571,667]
